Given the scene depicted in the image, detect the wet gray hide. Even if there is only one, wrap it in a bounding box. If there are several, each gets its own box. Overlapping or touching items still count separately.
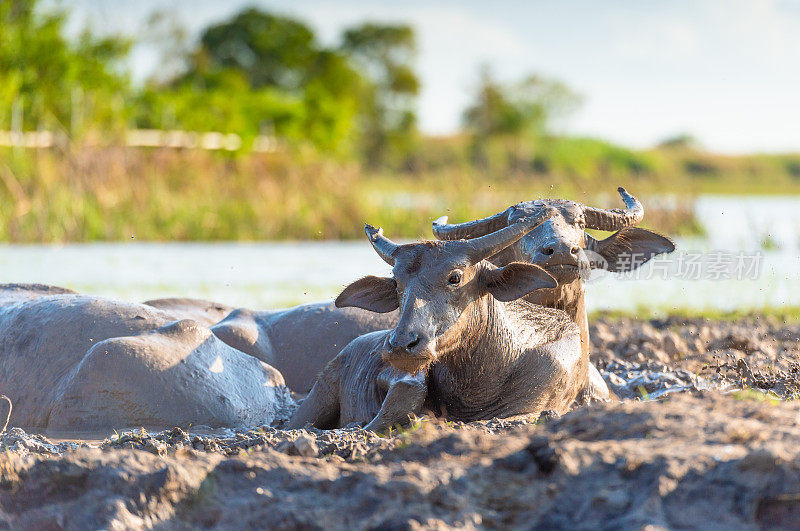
[0,284,292,436]
[142,297,397,394]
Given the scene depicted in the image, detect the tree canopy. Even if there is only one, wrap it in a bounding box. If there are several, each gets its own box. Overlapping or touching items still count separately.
[2,1,584,169]
[0,0,131,133]
[463,68,581,141]
[342,23,419,167]
[134,9,419,158]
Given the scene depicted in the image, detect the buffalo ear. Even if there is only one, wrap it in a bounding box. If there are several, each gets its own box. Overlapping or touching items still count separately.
[335,276,399,313]
[588,227,675,272]
[481,262,557,302]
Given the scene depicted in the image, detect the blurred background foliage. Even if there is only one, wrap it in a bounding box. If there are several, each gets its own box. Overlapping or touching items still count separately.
[1,0,799,242]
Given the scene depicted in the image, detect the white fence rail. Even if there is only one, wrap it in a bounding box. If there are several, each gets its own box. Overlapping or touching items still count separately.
[0,130,278,152]
[0,131,55,148]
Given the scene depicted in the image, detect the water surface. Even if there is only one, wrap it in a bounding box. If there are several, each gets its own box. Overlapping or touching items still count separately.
[0,195,797,313]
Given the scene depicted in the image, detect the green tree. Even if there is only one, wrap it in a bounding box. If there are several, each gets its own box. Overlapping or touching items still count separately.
[0,0,131,135]
[463,68,581,168]
[148,8,368,154]
[341,23,420,167]
[196,9,318,90]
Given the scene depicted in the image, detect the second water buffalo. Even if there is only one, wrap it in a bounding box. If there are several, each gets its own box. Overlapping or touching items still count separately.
[433,186,675,402]
[289,210,585,432]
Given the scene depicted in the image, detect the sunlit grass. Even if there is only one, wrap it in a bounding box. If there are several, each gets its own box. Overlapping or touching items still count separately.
[731,388,781,404]
[590,306,800,322]
[1,141,798,243]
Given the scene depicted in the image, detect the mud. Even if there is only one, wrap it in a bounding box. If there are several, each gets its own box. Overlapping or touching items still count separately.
[591,314,800,399]
[1,315,799,529]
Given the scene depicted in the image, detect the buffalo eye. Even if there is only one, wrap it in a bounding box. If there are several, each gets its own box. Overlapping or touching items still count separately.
[448,270,462,285]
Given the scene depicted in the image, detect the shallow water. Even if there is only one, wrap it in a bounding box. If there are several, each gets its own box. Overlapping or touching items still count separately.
[0,195,797,312]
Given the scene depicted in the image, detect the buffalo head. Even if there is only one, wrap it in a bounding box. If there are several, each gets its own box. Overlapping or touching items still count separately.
[431,187,675,283]
[335,209,558,373]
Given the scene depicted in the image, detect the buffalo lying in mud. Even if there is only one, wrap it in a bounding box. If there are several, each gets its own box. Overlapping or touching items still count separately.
[147,187,672,402]
[143,298,398,393]
[432,186,676,402]
[142,297,235,327]
[288,210,585,432]
[209,303,397,393]
[0,284,291,435]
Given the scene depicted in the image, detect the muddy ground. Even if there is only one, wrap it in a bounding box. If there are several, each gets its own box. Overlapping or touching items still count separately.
[1,315,799,529]
[590,314,800,400]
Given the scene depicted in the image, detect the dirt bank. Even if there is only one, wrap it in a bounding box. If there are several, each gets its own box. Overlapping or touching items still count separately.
[1,315,799,529]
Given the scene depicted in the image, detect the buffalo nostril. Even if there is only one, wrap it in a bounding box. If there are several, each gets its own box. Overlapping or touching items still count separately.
[570,246,580,255]
[388,333,399,348]
[543,247,555,256]
[406,337,420,350]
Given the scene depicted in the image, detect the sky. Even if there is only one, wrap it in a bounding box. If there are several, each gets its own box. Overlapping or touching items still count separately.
[63,0,800,153]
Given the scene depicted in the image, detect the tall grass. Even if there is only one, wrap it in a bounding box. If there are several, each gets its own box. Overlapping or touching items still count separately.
[0,140,797,242]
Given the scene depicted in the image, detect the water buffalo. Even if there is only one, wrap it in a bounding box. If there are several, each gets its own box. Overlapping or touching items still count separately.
[209,303,397,393]
[432,187,676,402]
[0,284,292,435]
[289,210,586,432]
[143,297,235,327]
[145,187,671,403]
[140,299,395,393]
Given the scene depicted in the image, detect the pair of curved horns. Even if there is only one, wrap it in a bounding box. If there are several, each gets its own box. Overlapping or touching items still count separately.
[432,187,644,240]
[365,208,556,266]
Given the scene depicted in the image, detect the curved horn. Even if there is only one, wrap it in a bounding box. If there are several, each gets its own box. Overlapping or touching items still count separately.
[365,224,399,266]
[432,207,512,241]
[454,207,556,263]
[583,186,644,231]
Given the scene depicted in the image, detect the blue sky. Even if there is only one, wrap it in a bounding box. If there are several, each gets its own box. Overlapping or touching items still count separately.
[64,0,800,153]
